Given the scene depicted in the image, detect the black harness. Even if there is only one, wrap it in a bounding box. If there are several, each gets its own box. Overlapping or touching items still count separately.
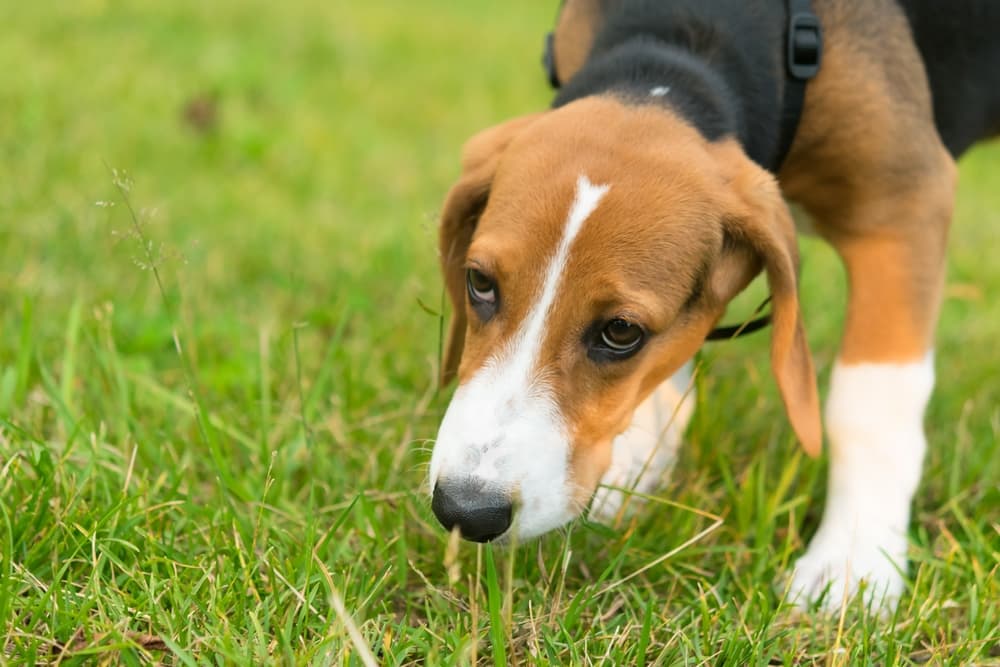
[542,0,822,341]
[777,0,823,168]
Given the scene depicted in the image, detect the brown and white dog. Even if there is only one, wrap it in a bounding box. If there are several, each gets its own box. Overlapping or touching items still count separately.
[428,0,999,611]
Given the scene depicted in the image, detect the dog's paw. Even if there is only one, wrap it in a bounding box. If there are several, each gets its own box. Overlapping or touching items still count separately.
[786,534,908,614]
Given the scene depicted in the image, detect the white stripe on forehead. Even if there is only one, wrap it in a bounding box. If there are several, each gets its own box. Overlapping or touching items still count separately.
[526,175,610,344]
[491,174,610,384]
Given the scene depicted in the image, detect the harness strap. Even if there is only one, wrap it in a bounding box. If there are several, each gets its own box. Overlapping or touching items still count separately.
[775,0,822,167]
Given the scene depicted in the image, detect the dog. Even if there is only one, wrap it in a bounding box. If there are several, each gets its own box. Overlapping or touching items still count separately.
[427,0,999,611]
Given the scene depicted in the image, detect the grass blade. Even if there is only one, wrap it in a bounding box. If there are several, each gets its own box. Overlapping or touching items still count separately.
[485,546,508,666]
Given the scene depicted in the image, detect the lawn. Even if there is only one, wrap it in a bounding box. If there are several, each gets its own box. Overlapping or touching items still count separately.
[1,1,997,664]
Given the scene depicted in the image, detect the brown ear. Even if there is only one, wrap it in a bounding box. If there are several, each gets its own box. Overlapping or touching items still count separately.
[439,114,544,385]
[713,141,823,456]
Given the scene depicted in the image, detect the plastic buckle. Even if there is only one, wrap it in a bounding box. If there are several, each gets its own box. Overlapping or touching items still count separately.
[787,12,822,80]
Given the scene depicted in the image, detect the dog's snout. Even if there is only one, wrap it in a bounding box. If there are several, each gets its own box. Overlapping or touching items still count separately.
[431,478,512,543]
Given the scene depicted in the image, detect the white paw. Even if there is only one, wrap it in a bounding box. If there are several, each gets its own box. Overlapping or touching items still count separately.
[589,365,694,524]
[787,534,908,613]
[785,356,932,615]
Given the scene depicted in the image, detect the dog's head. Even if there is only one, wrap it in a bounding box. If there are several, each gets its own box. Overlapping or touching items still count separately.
[429,97,820,542]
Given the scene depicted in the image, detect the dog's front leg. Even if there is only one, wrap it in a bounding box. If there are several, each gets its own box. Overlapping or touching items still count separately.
[589,362,696,524]
[788,158,957,612]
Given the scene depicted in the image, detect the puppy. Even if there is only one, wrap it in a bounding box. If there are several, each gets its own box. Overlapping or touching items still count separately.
[428,0,1000,611]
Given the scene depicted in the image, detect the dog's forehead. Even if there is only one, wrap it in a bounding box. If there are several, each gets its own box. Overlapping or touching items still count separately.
[472,159,725,283]
[477,103,728,242]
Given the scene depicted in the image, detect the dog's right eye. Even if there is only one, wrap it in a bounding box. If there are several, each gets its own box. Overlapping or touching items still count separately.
[467,268,498,319]
[467,269,496,303]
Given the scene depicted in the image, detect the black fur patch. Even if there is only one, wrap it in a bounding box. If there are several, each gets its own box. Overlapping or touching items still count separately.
[553,0,788,170]
[896,0,1000,155]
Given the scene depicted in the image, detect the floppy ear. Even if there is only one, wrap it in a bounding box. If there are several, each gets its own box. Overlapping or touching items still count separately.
[439,113,544,385]
[712,141,823,456]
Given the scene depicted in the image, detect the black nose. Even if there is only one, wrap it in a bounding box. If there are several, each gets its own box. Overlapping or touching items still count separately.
[432,479,512,542]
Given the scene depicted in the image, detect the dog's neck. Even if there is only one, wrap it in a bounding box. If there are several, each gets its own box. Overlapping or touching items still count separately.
[553,0,788,170]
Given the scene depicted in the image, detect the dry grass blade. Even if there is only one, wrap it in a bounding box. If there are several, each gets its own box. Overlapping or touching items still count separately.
[596,519,724,597]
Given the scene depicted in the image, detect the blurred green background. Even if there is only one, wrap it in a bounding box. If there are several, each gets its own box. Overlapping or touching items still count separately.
[1,1,997,663]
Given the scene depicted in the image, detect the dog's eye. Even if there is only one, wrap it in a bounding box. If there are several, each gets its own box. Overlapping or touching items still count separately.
[601,318,644,352]
[467,268,497,306]
[585,317,646,362]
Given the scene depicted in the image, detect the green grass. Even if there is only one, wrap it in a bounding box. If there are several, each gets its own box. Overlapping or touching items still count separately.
[1,1,998,664]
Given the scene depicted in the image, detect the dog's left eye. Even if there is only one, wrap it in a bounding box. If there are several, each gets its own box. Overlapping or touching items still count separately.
[589,318,645,361]
[601,318,644,351]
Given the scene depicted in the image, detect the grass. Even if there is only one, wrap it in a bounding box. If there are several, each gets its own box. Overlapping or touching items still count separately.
[1,1,998,664]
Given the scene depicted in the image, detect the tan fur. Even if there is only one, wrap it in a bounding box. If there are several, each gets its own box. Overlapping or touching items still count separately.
[553,0,604,85]
[831,222,953,363]
[438,98,822,500]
